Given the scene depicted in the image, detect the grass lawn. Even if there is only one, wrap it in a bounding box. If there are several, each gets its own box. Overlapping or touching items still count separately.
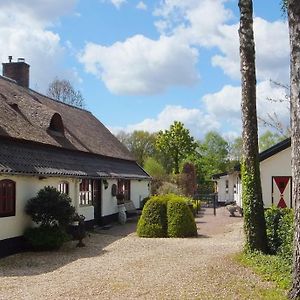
[235,251,292,300]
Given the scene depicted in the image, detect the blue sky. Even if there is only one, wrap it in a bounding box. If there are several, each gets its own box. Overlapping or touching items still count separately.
[0,0,289,140]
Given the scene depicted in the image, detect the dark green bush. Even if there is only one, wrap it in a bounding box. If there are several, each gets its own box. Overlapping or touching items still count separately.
[25,186,75,227]
[140,197,150,210]
[265,206,294,260]
[277,210,294,263]
[167,196,197,237]
[24,225,70,250]
[137,196,168,237]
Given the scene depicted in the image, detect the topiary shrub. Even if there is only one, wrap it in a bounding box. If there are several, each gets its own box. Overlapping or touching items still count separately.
[24,225,70,251]
[137,196,168,238]
[167,195,197,237]
[25,186,75,227]
[25,186,75,250]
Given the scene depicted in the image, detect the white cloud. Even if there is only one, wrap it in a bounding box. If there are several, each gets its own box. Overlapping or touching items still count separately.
[212,18,289,82]
[155,1,289,83]
[109,0,126,9]
[136,1,147,10]
[79,35,199,95]
[202,80,289,134]
[0,1,78,92]
[111,105,220,139]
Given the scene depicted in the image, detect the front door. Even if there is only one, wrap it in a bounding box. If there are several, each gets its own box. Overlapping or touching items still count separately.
[272,176,292,208]
[93,179,102,221]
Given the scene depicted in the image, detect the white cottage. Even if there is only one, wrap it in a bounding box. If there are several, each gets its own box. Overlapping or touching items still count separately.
[213,138,292,209]
[0,57,151,257]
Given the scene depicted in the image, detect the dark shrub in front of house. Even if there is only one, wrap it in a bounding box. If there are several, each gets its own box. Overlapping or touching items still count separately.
[167,196,197,238]
[137,196,168,238]
[137,194,197,238]
[25,186,75,227]
[25,186,75,250]
[265,206,294,261]
[24,225,70,251]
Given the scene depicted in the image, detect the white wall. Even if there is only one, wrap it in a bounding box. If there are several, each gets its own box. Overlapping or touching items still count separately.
[130,180,150,208]
[102,179,118,216]
[216,173,239,204]
[0,175,79,241]
[260,147,292,208]
[0,175,151,241]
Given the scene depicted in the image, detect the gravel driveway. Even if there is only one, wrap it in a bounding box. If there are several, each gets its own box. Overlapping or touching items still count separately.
[0,207,277,300]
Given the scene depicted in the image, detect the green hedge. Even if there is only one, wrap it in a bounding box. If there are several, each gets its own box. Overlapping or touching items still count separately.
[167,197,197,237]
[24,225,70,251]
[137,194,197,238]
[137,196,168,237]
[265,206,294,262]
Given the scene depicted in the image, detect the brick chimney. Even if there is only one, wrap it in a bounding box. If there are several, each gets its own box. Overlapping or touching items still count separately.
[2,56,30,88]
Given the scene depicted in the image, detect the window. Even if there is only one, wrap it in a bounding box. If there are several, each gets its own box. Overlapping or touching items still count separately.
[79,179,93,206]
[117,179,130,201]
[0,179,16,217]
[58,182,69,195]
[225,180,229,194]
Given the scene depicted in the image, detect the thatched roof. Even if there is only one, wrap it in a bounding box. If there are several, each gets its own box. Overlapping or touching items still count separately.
[0,76,134,161]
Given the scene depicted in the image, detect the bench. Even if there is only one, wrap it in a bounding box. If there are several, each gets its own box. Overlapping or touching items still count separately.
[124,200,140,218]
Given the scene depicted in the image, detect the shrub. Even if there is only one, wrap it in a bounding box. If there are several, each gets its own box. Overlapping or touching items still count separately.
[24,225,70,251]
[167,196,197,237]
[277,210,294,263]
[157,182,183,196]
[140,197,150,210]
[137,196,168,237]
[25,186,75,227]
[265,206,294,261]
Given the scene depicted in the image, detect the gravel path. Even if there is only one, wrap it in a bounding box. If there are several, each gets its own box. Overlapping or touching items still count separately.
[0,207,277,300]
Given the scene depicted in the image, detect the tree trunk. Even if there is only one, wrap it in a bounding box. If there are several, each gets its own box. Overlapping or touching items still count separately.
[238,0,267,252]
[288,1,300,299]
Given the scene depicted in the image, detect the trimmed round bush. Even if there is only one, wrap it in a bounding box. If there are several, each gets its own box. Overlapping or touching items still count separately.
[25,186,75,227]
[167,196,197,238]
[137,196,168,238]
[24,225,70,251]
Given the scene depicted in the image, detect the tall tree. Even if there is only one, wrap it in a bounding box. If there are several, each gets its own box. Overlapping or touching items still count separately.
[239,0,267,252]
[47,78,85,108]
[259,130,285,152]
[287,1,300,298]
[199,131,229,179]
[156,121,197,174]
[116,130,157,166]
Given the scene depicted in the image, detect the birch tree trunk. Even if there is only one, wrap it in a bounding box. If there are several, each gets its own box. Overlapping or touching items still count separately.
[288,1,300,298]
[238,0,267,252]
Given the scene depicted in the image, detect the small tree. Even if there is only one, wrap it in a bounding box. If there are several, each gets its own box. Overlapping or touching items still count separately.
[156,121,197,174]
[25,186,75,227]
[180,162,197,197]
[47,78,85,108]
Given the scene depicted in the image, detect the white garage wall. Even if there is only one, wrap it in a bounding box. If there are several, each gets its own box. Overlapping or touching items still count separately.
[260,148,292,208]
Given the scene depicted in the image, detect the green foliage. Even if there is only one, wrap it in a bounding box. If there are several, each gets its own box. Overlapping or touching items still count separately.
[179,162,197,197]
[137,196,168,237]
[156,121,197,174]
[167,196,197,237]
[259,131,285,152]
[25,186,75,227]
[265,207,294,263]
[198,131,229,180]
[241,160,268,253]
[24,225,70,250]
[236,251,292,290]
[144,157,166,178]
[117,130,157,166]
[137,194,197,238]
[157,181,183,196]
